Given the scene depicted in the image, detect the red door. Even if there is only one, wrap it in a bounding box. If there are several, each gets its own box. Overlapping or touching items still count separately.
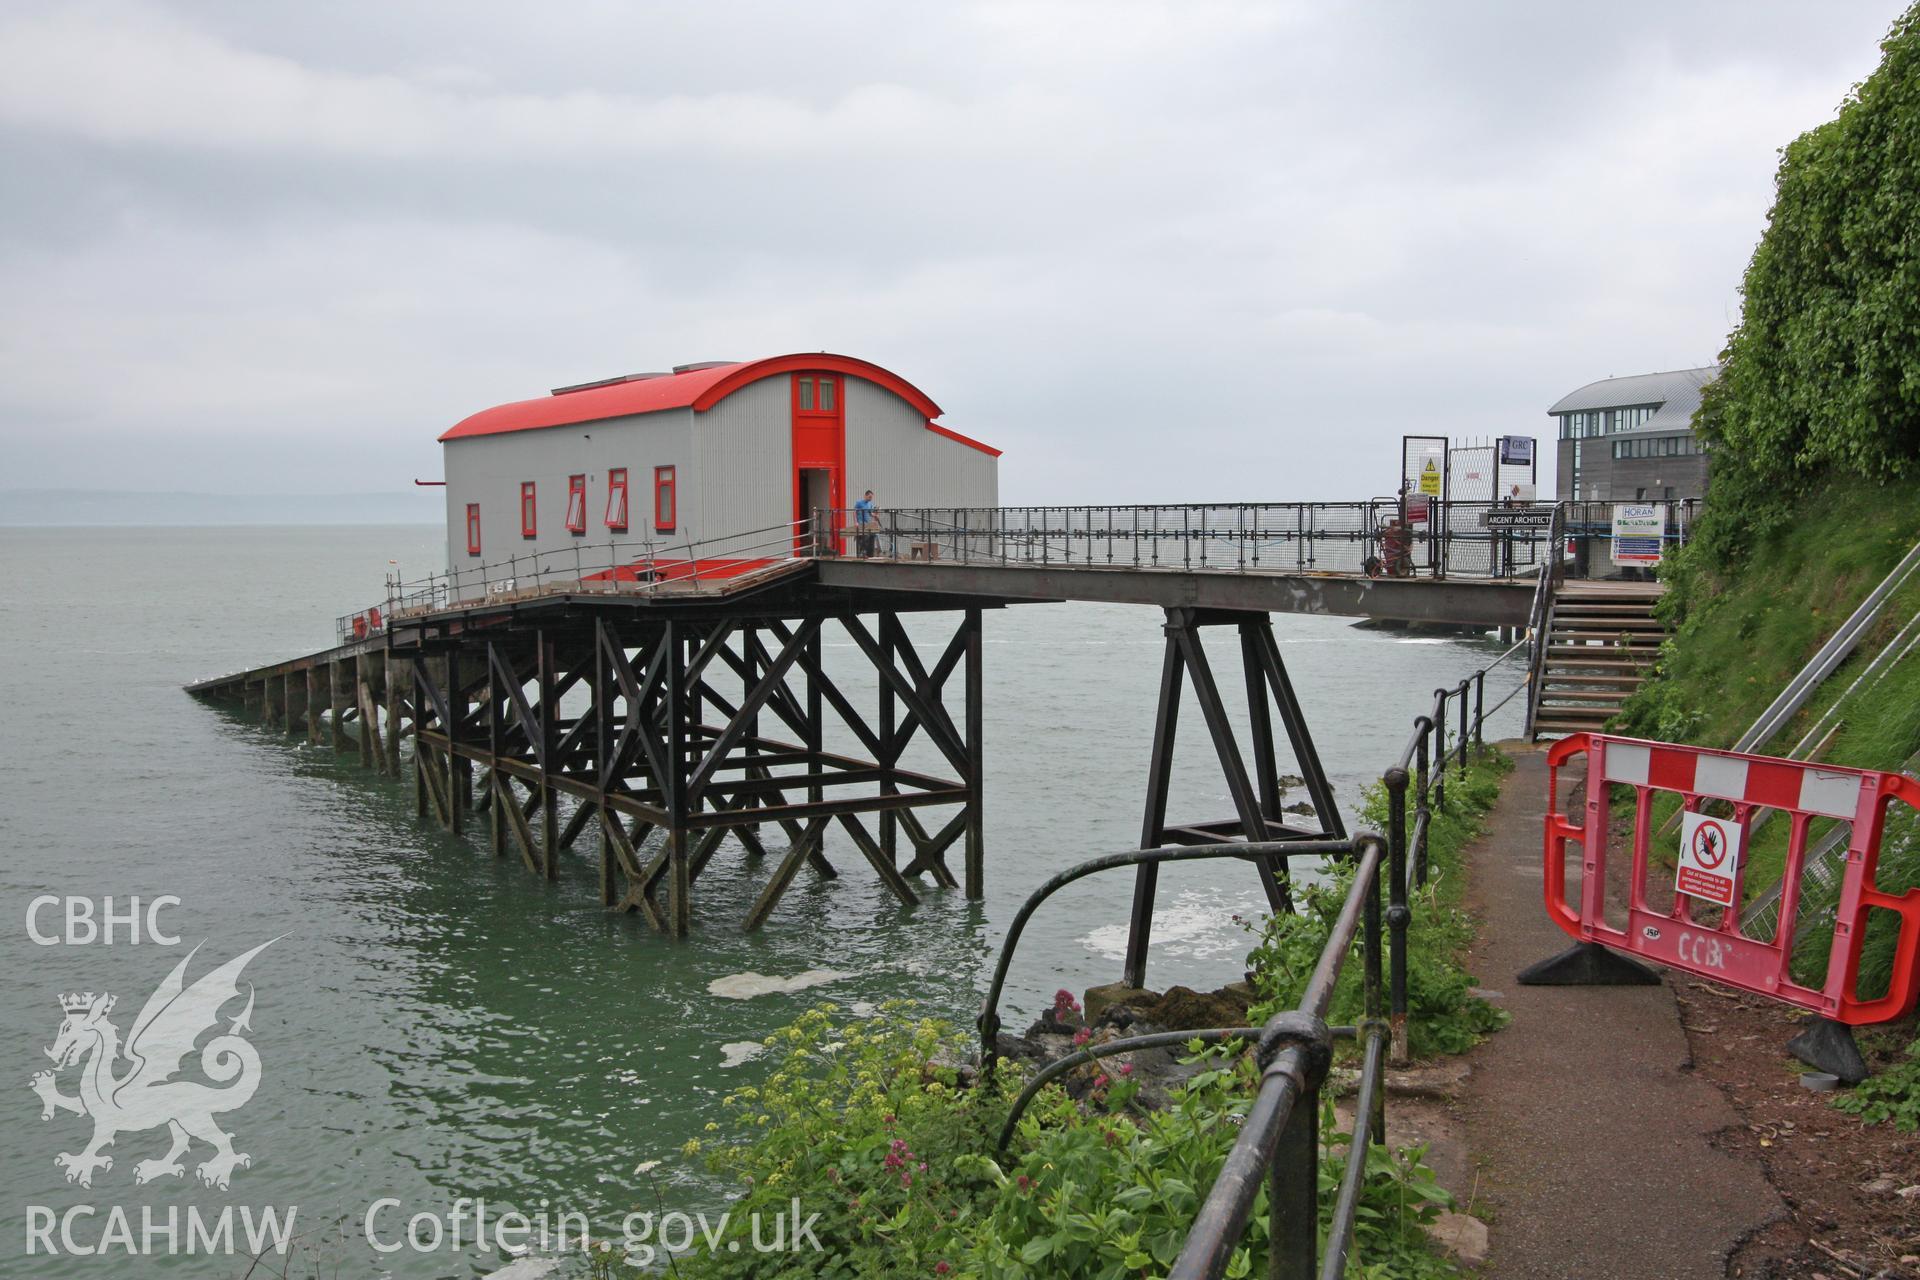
[792,373,845,553]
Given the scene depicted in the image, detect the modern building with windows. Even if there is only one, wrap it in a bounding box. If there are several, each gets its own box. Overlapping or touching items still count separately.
[1549,365,1718,502]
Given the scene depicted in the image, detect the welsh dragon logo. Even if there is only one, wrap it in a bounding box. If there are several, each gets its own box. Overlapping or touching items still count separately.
[31,940,275,1190]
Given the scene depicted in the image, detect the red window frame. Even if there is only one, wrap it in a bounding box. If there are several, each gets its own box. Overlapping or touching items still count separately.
[793,374,839,415]
[520,481,537,539]
[565,474,586,534]
[654,466,676,532]
[465,503,482,556]
[605,468,629,531]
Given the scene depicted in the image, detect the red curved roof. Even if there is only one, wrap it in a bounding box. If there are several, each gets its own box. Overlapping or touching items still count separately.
[437,352,997,455]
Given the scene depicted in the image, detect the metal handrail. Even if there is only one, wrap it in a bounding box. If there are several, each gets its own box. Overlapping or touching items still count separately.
[1167,836,1387,1280]
[344,496,1699,645]
[976,840,1360,1068]
[836,500,1568,581]
[995,1027,1264,1151]
[1522,503,1567,738]
[347,517,815,632]
[1162,637,1521,1275]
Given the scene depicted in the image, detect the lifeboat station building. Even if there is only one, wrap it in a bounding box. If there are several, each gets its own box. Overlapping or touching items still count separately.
[437,353,1000,594]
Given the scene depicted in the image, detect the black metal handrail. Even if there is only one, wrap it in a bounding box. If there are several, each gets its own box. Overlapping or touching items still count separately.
[853,497,1699,584]
[976,839,1361,1069]
[971,625,1523,1276]
[1168,835,1387,1280]
[342,517,815,639]
[969,821,1389,1280]
[843,498,1696,585]
[995,1027,1265,1151]
[846,500,1566,580]
[1158,641,1521,1275]
[1522,503,1567,738]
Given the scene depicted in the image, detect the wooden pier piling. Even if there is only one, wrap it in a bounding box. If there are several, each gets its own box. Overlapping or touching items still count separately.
[189,573,1006,939]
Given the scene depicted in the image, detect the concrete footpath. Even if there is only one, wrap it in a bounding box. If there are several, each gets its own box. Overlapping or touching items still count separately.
[1455,745,1780,1279]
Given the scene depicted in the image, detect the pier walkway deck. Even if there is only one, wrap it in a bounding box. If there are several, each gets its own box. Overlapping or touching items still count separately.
[188,553,1536,701]
[180,501,1570,946]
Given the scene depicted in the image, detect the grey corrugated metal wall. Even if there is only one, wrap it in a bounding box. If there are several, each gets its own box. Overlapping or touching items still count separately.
[843,379,998,510]
[692,376,795,544]
[442,407,693,596]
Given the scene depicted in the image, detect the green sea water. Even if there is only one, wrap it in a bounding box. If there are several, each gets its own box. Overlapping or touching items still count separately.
[0,525,1519,1278]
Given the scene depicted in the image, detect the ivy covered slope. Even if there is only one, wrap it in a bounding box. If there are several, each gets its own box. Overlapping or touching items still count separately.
[1622,0,1920,755]
[1678,1,1920,573]
[1618,484,1920,748]
[1617,4,1920,1130]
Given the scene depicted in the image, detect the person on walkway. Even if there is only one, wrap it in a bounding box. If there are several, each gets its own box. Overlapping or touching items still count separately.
[854,489,879,557]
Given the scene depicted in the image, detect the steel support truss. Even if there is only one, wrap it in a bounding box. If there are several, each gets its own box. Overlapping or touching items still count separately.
[405,609,986,936]
[1121,607,1345,989]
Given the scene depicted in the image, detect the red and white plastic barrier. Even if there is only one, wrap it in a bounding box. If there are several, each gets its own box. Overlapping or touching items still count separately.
[1543,732,1920,1025]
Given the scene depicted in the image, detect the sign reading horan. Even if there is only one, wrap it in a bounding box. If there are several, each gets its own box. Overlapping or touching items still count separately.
[1611,502,1665,565]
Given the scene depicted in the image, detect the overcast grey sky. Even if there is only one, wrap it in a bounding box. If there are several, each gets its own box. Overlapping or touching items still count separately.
[0,1,1904,503]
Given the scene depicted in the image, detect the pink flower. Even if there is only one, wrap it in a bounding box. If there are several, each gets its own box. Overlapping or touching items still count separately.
[936,1264,952,1275]
[1052,988,1082,1017]
[1118,1063,1134,1077]
[1072,1027,1092,1046]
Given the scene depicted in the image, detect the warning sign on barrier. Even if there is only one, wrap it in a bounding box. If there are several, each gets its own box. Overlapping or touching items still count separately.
[1676,811,1740,908]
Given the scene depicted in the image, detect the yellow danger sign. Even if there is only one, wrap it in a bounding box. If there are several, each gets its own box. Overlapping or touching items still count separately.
[1418,459,1442,496]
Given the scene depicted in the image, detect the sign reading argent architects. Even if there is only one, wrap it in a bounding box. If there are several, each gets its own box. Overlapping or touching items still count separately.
[1610,502,1665,565]
[1481,508,1555,530]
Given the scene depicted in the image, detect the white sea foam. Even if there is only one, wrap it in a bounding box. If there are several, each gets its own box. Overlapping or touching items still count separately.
[707,969,850,1000]
[719,1041,767,1068]
[1079,890,1260,963]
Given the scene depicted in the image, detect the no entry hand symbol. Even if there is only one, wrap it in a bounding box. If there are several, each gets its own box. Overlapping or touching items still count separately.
[1690,819,1728,871]
[1675,809,1743,909]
